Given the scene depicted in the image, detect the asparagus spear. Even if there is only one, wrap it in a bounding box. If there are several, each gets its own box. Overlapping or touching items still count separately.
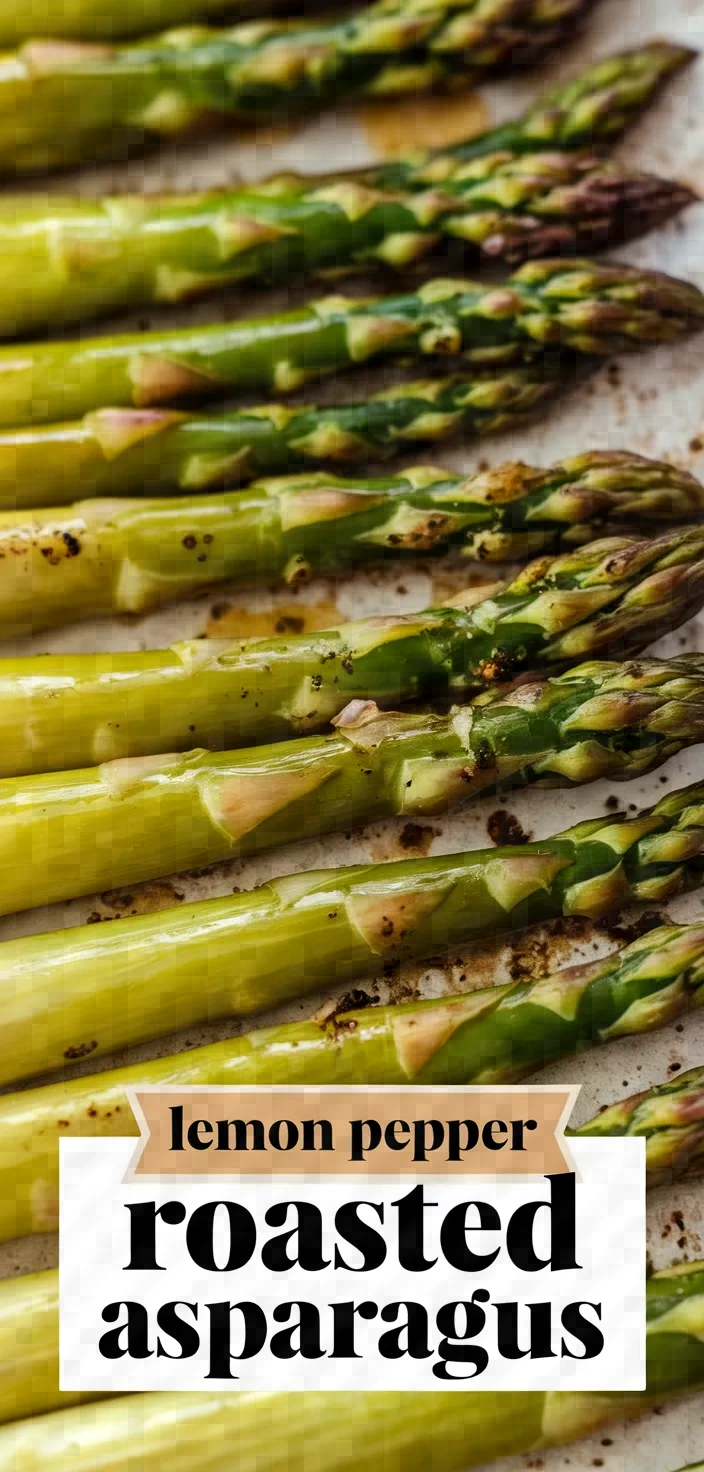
[4,660,704,1079]
[374,41,697,182]
[0,159,691,338]
[2,522,704,908]
[136,921,704,1092]
[7,904,704,1202]
[0,494,701,765]
[572,1064,704,1189]
[0,1271,91,1425]
[7,702,704,1081]
[4,765,704,1230]
[0,41,691,335]
[0,258,700,429]
[0,367,564,510]
[4,449,700,628]
[0,0,592,177]
[0,1258,702,1447]
[0,0,292,46]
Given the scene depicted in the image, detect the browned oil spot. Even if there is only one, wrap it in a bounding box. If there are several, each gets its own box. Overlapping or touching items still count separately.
[99,879,186,918]
[689,434,704,453]
[487,809,532,846]
[63,1041,98,1061]
[369,822,439,862]
[398,822,438,855]
[595,909,669,945]
[361,90,488,157]
[203,597,340,640]
[506,915,601,984]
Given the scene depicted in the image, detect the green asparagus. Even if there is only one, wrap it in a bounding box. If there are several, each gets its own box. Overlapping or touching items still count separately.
[0,1258,702,1447]
[373,41,697,182]
[0,159,690,338]
[572,1064,704,1189]
[0,0,591,176]
[0,367,564,510]
[5,449,701,627]
[0,1271,92,1424]
[2,518,704,901]
[148,921,704,1095]
[0,41,690,335]
[0,0,294,45]
[2,685,704,1080]
[0,787,704,1231]
[0,258,700,428]
[3,509,704,720]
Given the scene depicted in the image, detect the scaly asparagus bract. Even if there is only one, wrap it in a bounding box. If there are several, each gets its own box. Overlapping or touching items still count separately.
[0,1258,702,1443]
[5,449,701,629]
[572,1064,704,1189]
[0,157,690,338]
[0,367,563,509]
[2,698,704,1086]
[0,258,700,428]
[0,0,591,176]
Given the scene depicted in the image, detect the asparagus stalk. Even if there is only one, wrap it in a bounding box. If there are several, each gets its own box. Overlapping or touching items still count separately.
[0,41,691,335]
[2,526,704,908]
[0,259,700,429]
[0,792,703,1230]
[0,0,293,45]
[0,497,701,764]
[5,735,704,1082]
[0,0,592,177]
[0,158,691,339]
[4,658,704,1078]
[4,449,700,628]
[0,1271,92,1425]
[0,1258,702,1448]
[374,41,697,182]
[193,922,704,1095]
[0,367,564,510]
[6,909,704,1185]
[572,1064,704,1190]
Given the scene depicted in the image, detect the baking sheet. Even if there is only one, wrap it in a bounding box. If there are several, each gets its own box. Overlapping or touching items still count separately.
[1,0,703,1463]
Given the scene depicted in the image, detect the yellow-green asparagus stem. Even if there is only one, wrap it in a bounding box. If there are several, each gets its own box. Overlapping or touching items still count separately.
[0,0,292,45]
[0,258,700,429]
[0,0,591,176]
[0,43,689,333]
[0,1272,94,1423]
[1,492,703,775]
[2,777,704,1241]
[3,615,704,914]
[3,664,704,1082]
[0,1256,700,1445]
[0,368,565,508]
[0,156,690,338]
[3,449,700,631]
